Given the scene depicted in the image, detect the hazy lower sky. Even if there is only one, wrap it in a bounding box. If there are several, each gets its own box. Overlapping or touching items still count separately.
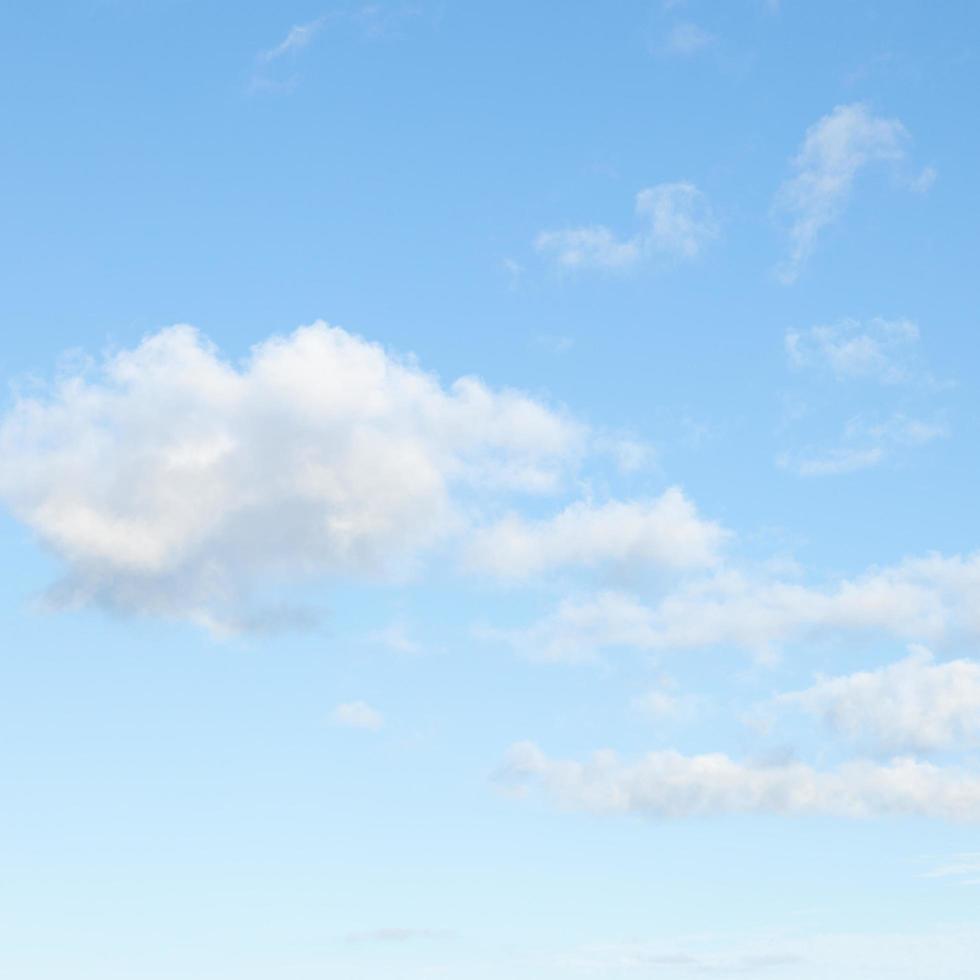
[2,2,980,977]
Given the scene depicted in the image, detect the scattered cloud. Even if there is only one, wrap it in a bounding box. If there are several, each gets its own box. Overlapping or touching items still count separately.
[632,678,701,724]
[331,700,384,731]
[779,412,947,476]
[786,317,920,383]
[536,182,717,273]
[366,620,423,655]
[500,740,980,820]
[665,22,717,56]
[464,488,729,580]
[0,323,585,630]
[258,16,328,63]
[774,646,980,753]
[499,552,980,662]
[923,853,980,883]
[774,103,913,282]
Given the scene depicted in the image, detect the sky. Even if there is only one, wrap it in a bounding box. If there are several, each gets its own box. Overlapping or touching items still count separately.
[1,1,980,977]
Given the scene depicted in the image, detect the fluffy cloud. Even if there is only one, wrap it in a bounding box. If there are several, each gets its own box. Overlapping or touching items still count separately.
[464,488,729,579]
[786,317,920,383]
[536,182,717,272]
[331,701,384,731]
[501,741,980,820]
[0,323,585,629]
[503,553,980,661]
[775,103,911,282]
[776,646,980,753]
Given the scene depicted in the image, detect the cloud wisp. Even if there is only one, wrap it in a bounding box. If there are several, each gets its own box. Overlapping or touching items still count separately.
[331,701,385,731]
[536,182,718,273]
[774,103,916,282]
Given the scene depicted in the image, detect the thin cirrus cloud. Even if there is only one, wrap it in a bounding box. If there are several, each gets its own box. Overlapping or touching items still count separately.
[463,488,729,580]
[773,645,980,754]
[500,552,980,662]
[778,317,948,477]
[331,701,384,731]
[535,181,718,272]
[664,21,717,56]
[778,412,947,477]
[786,317,921,383]
[0,323,587,631]
[774,103,922,282]
[500,740,980,821]
[258,16,328,63]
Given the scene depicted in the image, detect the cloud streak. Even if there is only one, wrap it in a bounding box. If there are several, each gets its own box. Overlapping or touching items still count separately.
[502,741,980,821]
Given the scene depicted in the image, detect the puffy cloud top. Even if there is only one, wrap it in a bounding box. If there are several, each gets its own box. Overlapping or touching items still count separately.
[0,322,584,629]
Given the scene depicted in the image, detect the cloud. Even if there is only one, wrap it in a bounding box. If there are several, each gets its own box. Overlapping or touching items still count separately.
[500,741,980,820]
[501,552,980,661]
[775,103,911,282]
[0,323,585,630]
[923,853,980,882]
[779,412,947,476]
[535,227,640,271]
[665,22,717,56]
[536,182,717,272]
[775,646,980,753]
[786,317,920,383]
[344,927,444,943]
[463,488,729,580]
[259,17,328,63]
[632,678,701,724]
[567,942,802,975]
[331,701,384,731]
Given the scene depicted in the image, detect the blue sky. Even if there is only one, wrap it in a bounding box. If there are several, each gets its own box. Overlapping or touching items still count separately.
[2,2,980,977]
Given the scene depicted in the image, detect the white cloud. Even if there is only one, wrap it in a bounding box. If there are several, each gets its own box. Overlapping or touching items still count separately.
[632,678,700,724]
[0,323,585,630]
[259,17,328,63]
[502,553,980,661]
[536,182,717,272]
[786,317,920,383]
[776,646,980,753]
[775,103,911,282]
[535,226,640,271]
[331,701,384,731]
[665,22,717,56]
[501,741,980,820]
[779,412,947,477]
[923,853,980,881]
[464,488,729,580]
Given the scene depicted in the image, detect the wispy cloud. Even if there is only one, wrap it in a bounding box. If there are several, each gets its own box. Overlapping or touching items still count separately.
[665,21,717,56]
[258,16,328,64]
[923,854,980,882]
[774,103,913,282]
[786,317,920,384]
[331,701,384,731]
[536,182,718,273]
[779,412,946,476]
